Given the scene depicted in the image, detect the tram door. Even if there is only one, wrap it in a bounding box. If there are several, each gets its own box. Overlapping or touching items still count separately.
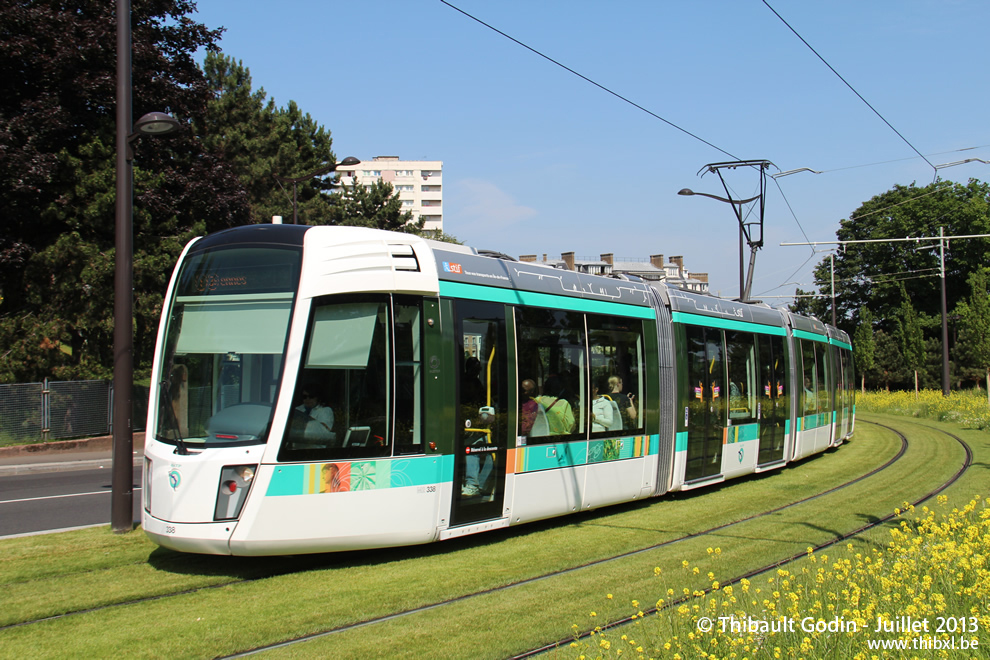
[684,326,725,482]
[758,335,787,465]
[451,301,508,527]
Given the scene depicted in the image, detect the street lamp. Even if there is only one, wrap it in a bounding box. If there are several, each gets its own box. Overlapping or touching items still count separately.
[274,156,361,224]
[678,188,761,302]
[115,0,180,533]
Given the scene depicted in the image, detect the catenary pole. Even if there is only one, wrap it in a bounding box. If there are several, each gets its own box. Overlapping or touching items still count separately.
[112,0,134,532]
[782,230,990,397]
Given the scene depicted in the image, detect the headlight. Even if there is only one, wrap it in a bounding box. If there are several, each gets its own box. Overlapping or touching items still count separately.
[143,458,152,513]
[214,464,258,521]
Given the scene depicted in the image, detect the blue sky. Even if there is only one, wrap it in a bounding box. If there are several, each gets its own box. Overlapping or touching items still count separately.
[189,0,990,304]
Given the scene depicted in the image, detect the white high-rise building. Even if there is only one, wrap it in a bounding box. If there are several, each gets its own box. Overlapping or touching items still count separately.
[338,156,443,234]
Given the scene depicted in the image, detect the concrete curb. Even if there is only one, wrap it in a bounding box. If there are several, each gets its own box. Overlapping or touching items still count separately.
[0,457,145,476]
[0,433,146,476]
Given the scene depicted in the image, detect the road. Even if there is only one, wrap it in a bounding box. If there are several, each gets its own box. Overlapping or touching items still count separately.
[0,467,142,537]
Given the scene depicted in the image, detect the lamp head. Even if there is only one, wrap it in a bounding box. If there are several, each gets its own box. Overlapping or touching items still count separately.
[678,188,695,196]
[134,112,180,136]
[338,156,361,167]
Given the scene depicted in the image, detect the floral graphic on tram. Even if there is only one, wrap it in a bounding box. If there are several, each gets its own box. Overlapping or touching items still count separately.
[268,458,434,496]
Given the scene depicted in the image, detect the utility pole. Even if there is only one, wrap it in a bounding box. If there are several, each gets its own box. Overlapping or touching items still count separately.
[782,230,990,396]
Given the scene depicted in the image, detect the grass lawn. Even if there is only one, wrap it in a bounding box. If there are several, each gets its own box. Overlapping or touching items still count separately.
[0,413,979,658]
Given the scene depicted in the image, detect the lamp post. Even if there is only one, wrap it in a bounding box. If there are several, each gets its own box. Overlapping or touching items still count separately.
[114,0,180,533]
[678,188,761,302]
[274,156,361,224]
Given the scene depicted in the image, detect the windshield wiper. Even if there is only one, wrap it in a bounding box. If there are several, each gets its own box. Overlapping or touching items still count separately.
[159,376,190,455]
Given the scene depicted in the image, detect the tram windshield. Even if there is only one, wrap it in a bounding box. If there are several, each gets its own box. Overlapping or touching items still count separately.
[154,245,301,448]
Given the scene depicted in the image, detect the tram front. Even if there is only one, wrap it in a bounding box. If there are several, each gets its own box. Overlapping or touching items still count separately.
[144,224,444,555]
[142,225,305,554]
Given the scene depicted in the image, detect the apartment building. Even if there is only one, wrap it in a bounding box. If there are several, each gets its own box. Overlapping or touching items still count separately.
[519,252,710,294]
[337,156,443,234]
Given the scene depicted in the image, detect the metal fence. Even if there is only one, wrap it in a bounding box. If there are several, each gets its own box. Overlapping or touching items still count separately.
[0,380,148,444]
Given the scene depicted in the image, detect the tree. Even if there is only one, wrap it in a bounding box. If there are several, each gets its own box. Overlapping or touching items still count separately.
[852,307,875,392]
[892,285,926,393]
[809,179,990,337]
[872,329,901,392]
[789,287,825,319]
[326,178,422,232]
[952,267,990,391]
[199,52,339,225]
[0,0,247,382]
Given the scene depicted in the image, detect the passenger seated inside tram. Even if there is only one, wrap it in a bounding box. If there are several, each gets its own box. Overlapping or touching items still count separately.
[520,378,549,437]
[608,375,636,430]
[294,382,336,444]
[591,377,616,433]
[535,375,575,435]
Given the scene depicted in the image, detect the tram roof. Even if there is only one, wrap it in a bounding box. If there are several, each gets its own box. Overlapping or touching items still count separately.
[664,286,787,330]
[430,244,657,309]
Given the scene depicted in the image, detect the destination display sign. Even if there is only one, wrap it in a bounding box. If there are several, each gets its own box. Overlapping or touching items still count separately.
[176,247,301,297]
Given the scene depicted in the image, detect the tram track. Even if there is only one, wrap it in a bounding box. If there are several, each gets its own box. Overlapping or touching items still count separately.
[514,419,974,659]
[3,435,900,635]
[0,418,969,659]
[220,419,929,658]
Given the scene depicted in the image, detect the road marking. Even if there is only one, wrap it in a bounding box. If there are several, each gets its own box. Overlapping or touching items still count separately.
[0,488,142,505]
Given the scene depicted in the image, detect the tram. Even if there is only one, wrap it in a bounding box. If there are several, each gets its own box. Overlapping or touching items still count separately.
[142,224,855,555]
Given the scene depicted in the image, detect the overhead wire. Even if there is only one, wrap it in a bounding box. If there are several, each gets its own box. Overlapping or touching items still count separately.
[784,144,990,176]
[439,0,740,161]
[441,0,956,300]
[762,0,937,174]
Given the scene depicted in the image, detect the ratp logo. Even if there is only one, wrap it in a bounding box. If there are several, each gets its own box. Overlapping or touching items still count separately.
[442,261,462,274]
[168,469,181,490]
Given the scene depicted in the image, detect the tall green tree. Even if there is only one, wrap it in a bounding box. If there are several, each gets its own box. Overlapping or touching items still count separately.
[789,287,825,319]
[852,307,875,392]
[327,178,422,232]
[199,52,339,225]
[892,285,926,392]
[809,179,990,337]
[952,267,990,390]
[0,0,247,382]
[872,329,901,392]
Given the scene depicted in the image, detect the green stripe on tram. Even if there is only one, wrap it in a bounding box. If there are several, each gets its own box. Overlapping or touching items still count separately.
[792,328,829,343]
[671,311,787,336]
[439,281,655,319]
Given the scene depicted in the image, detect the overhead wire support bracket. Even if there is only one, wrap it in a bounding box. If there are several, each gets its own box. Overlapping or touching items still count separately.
[697,160,775,303]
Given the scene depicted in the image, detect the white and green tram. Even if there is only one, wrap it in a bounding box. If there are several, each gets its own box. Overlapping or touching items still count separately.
[142,224,854,555]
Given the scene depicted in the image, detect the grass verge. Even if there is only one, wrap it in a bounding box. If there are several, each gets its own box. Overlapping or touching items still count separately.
[0,416,971,658]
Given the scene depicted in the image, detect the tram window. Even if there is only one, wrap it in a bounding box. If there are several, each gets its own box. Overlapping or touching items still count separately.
[587,315,644,434]
[725,331,757,424]
[394,298,424,455]
[159,300,292,444]
[818,344,831,412]
[154,245,301,449]
[515,308,585,443]
[279,295,419,462]
[800,340,818,415]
